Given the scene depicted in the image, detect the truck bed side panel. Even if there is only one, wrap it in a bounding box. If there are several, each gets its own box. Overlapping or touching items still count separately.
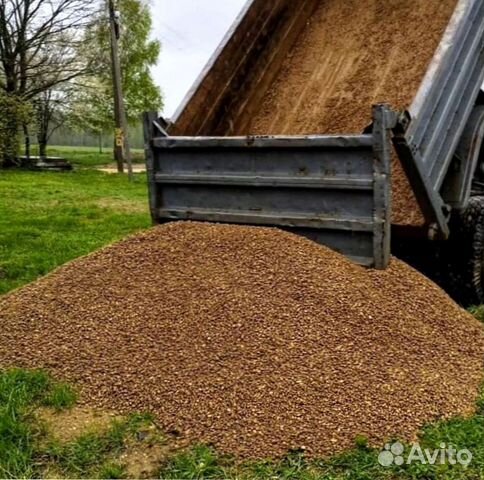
[145,106,394,269]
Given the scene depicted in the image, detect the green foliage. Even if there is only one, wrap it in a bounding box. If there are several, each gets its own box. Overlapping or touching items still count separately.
[99,462,127,479]
[41,383,78,411]
[124,412,156,433]
[243,452,321,480]
[68,78,115,137]
[159,445,230,480]
[73,0,163,135]
[354,435,370,449]
[115,0,163,118]
[477,388,484,416]
[0,369,75,479]
[0,93,32,166]
[468,305,484,323]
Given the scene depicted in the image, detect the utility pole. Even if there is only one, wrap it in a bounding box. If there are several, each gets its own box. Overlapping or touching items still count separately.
[108,0,133,179]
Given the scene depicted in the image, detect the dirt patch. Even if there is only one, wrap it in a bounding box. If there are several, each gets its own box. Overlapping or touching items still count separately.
[121,441,172,479]
[245,0,457,225]
[119,422,188,478]
[38,407,173,478]
[1,222,483,459]
[38,407,121,444]
[41,467,65,479]
[98,164,147,175]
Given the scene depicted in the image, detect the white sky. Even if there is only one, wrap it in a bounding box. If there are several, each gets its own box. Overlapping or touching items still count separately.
[150,0,247,118]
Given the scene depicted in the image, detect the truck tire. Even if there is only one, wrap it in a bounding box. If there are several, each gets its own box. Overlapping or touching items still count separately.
[443,196,484,306]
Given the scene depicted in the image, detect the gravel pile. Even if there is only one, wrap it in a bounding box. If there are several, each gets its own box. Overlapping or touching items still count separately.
[1,222,484,459]
[244,0,457,225]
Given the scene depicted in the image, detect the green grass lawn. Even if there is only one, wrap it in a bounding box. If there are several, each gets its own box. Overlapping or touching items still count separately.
[0,158,150,294]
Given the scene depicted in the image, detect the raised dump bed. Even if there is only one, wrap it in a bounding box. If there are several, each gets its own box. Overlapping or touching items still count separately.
[145,0,484,274]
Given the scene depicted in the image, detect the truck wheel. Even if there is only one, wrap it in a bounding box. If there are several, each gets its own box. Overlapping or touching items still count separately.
[444,196,484,306]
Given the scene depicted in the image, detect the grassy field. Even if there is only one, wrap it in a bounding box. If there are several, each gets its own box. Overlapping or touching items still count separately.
[1,147,484,479]
[0,147,150,294]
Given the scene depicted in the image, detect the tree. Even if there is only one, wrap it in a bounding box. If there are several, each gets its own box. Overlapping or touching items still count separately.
[72,0,162,146]
[35,85,74,158]
[0,91,30,164]
[68,77,111,137]
[0,0,99,165]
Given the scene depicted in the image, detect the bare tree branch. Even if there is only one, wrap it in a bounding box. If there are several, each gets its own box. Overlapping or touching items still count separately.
[0,0,100,99]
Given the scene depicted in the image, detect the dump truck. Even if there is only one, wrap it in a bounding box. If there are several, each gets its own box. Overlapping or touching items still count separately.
[143,0,484,305]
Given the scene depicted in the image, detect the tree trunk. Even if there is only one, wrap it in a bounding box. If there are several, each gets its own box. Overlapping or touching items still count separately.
[23,123,30,160]
[38,135,47,160]
[36,100,49,161]
[113,135,123,171]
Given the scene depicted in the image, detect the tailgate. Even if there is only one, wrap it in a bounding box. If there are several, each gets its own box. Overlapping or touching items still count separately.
[144,105,395,269]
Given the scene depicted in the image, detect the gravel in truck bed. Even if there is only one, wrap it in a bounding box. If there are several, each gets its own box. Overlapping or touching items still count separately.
[1,222,484,459]
[246,0,458,226]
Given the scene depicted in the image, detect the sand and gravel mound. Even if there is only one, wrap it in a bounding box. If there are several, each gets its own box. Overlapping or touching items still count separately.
[1,222,483,459]
[244,0,458,225]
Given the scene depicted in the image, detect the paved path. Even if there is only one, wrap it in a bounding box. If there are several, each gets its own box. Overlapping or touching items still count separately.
[97,163,146,174]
